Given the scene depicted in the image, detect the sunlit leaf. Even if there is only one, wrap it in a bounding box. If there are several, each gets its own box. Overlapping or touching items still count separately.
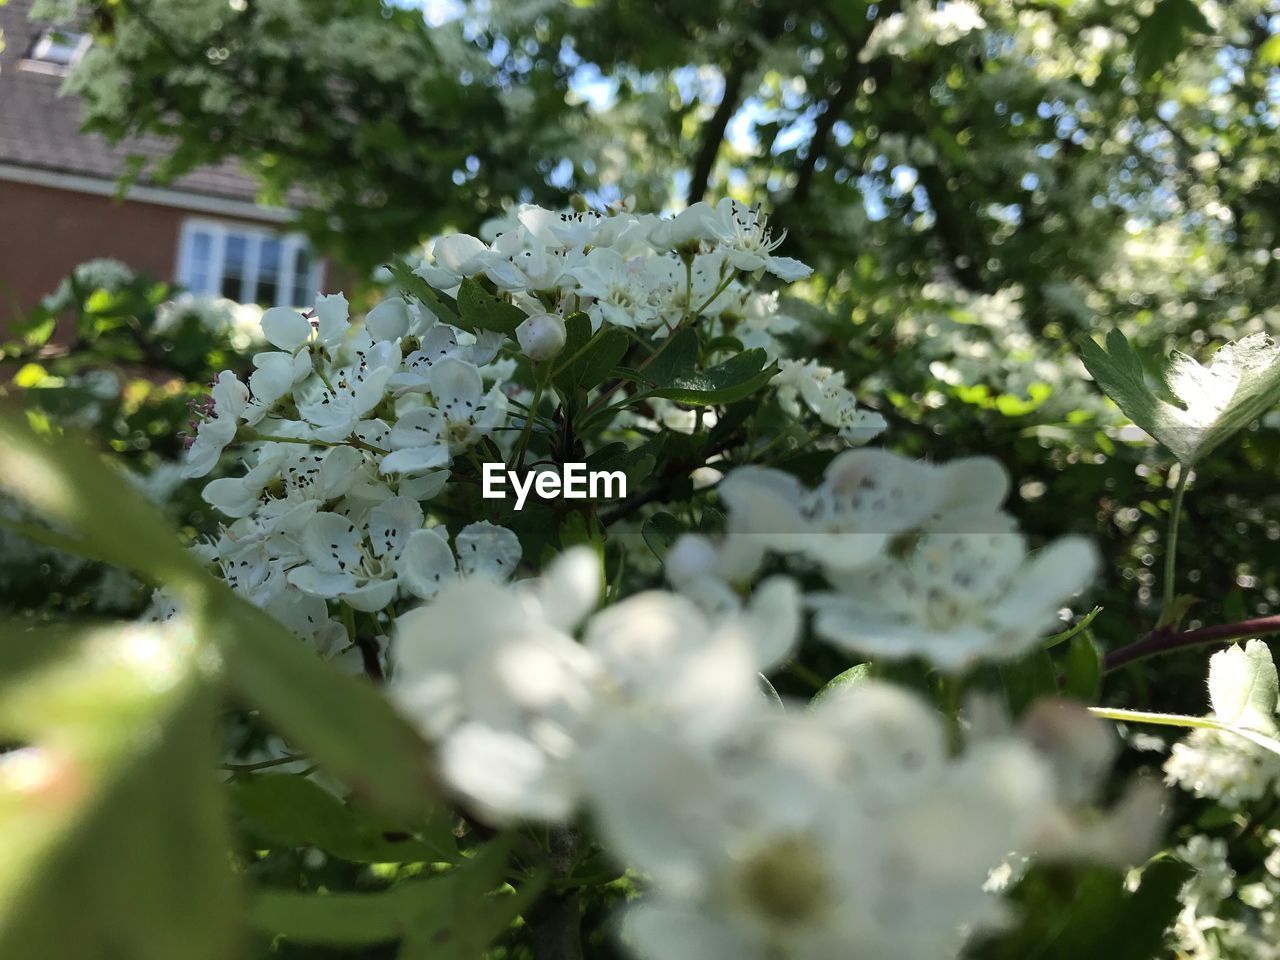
[1079,330,1280,464]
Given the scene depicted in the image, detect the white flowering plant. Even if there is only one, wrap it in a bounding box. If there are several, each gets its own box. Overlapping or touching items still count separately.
[1,199,1279,960]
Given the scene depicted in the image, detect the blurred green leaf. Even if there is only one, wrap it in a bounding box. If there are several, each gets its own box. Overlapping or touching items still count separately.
[811,663,872,705]
[1062,633,1102,703]
[640,512,685,559]
[253,836,543,957]
[230,773,456,863]
[0,618,239,960]
[970,861,1190,959]
[1132,0,1211,77]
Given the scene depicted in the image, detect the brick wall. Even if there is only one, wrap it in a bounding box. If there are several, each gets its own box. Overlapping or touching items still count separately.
[0,180,333,324]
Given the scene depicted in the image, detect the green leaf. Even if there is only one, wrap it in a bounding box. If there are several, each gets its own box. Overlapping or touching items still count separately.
[552,320,631,394]
[386,260,461,326]
[811,663,872,705]
[648,349,776,407]
[0,404,206,588]
[1062,633,1102,703]
[456,278,526,336]
[641,512,685,559]
[0,619,239,960]
[1259,32,1280,66]
[0,408,438,817]
[213,595,439,818]
[1131,0,1211,78]
[230,774,455,863]
[999,647,1058,716]
[253,836,544,958]
[973,861,1190,960]
[1079,330,1280,465]
[1207,639,1279,730]
[644,327,700,387]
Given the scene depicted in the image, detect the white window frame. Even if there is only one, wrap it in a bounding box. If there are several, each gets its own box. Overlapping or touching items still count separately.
[21,28,91,75]
[176,218,325,309]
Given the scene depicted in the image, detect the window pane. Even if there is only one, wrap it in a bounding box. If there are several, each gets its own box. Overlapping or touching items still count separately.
[291,246,313,308]
[254,238,282,307]
[183,230,213,293]
[221,234,247,301]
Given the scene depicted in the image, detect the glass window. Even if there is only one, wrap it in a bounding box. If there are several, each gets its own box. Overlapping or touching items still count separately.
[179,223,315,308]
[221,233,248,301]
[254,238,281,307]
[29,29,88,67]
[186,231,212,293]
[291,246,313,308]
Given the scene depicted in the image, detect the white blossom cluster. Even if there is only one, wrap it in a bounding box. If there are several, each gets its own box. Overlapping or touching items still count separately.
[665,448,1098,669]
[1172,834,1280,960]
[390,548,1149,960]
[174,202,886,667]
[1166,641,1280,808]
[168,200,1138,958]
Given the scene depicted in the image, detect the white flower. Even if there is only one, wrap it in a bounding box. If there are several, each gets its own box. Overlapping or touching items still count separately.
[569,247,662,330]
[429,357,509,450]
[515,311,567,361]
[648,201,720,251]
[584,682,1053,960]
[181,372,250,478]
[771,359,886,445]
[711,199,812,282]
[294,341,399,441]
[364,296,413,341]
[390,548,602,822]
[286,498,426,611]
[811,532,1098,669]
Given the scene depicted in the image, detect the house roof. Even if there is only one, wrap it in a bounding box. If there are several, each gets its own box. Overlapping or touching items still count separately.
[0,0,291,210]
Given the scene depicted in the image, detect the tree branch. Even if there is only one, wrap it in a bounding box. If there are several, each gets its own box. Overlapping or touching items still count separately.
[1104,616,1280,673]
[687,60,748,205]
[792,0,899,203]
[525,826,583,960]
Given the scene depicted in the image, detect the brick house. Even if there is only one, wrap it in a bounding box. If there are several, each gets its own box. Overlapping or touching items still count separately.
[0,0,328,322]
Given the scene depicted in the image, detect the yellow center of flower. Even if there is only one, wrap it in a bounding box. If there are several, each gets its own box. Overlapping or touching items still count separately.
[736,833,831,927]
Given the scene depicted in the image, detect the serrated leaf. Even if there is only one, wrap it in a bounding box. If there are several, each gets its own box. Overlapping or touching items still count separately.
[1208,639,1279,730]
[1131,0,1211,78]
[648,349,776,407]
[0,619,239,960]
[386,260,461,326]
[456,278,526,335]
[1080,330,1280,465]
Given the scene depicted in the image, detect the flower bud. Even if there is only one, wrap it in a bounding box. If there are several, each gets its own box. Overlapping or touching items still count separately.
[516,312,567,362]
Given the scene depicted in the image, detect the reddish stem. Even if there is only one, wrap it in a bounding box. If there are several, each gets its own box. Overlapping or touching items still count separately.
[1104,615,1280,673]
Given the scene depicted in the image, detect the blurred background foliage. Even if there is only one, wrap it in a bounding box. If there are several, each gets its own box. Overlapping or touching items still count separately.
[11,0,1278,710]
